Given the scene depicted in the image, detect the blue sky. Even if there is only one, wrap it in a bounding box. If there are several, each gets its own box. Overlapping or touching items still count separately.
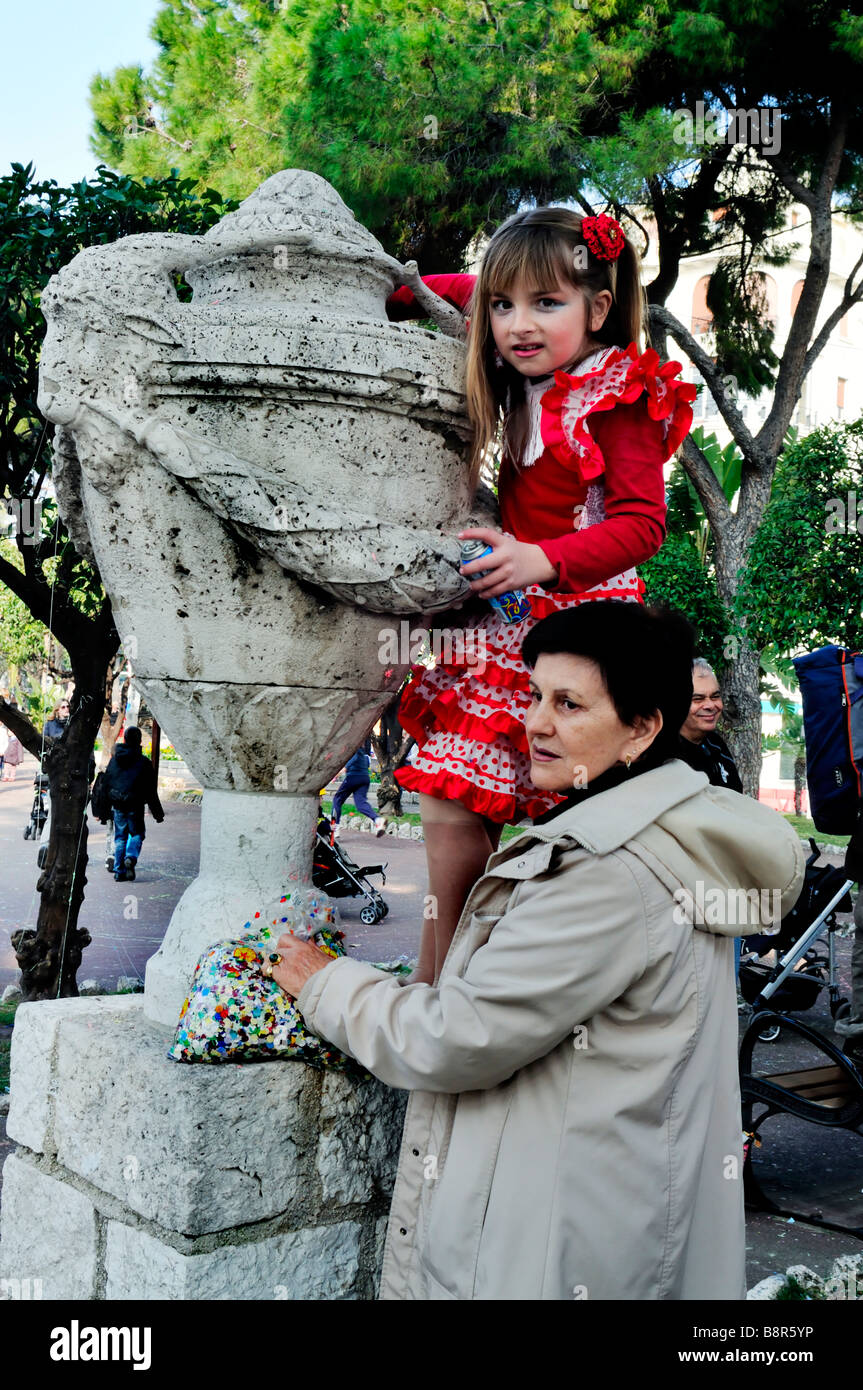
[0,0,161,185]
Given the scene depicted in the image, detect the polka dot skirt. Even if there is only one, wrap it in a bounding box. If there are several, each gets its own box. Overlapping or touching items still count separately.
[395,573,642,823]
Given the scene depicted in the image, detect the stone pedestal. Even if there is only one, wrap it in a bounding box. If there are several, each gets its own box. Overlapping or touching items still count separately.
[0,998,406,1300]
[6,167,477,1302]
[144,790,319,1027]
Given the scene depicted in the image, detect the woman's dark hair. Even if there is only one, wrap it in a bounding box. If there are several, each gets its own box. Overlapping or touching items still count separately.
[521,601,695,770]
[124,726,142,747]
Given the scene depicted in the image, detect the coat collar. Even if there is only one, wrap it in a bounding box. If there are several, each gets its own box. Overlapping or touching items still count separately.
[485,761,710,879]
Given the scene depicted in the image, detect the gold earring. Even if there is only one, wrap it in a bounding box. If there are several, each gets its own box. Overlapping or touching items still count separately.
[625,754,632,769]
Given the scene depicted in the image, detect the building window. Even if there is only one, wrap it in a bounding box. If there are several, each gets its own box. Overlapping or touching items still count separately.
[691,276,713,336]
[840,312,850,340]
[790,279,804,316]
[838,377,847,421]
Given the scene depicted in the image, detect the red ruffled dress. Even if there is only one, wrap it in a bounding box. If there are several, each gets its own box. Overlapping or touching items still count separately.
[387,274,696,823]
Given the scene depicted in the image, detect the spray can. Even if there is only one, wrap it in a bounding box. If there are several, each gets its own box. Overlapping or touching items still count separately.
[459,539,532,624]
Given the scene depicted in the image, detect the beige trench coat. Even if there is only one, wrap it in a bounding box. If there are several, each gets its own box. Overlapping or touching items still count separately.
[298,760,805,1301]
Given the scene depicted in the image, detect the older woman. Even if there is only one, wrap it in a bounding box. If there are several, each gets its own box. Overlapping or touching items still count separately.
[269,601,804,1300]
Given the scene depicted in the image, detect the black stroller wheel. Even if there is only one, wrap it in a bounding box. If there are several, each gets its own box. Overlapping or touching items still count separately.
[23,825,31,840]
[757,1021,781,1043]
[360,904,378,925]
[379,902,389,919]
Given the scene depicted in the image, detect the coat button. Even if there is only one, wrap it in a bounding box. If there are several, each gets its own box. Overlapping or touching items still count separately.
[412,1148,420,1156]
[399,1227,408,1236]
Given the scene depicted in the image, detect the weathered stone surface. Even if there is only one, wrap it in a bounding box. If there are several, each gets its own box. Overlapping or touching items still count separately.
[825,1253,863,1300]
[36,166,494,1020]
[8,166,472,1300]
[116,976,144,992]
[317,1070,407,1205]
[0,1154,98,1300]
[50,998,317,1234]
[105,1219,361,1300]
[144,789,321,1024]
[746,1272,787,1300]
[6,995,140,1154]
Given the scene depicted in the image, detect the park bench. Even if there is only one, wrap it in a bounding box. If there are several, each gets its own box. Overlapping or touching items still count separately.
[740,1010,863,1238]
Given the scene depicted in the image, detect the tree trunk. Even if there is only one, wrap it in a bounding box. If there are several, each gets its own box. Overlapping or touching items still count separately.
[794,755,806,818]
[718,636,763,798]
[96,657,129,770]
[2,626,118,999]
[708,510,768,799]
[370,697,415,818]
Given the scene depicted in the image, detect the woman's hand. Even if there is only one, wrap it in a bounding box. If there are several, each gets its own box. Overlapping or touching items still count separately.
[267,933,333,997]
[458,527,559,596]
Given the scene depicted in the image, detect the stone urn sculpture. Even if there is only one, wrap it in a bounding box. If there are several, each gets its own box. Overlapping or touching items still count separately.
[36,169,492,1026]
[0,170,496,1302]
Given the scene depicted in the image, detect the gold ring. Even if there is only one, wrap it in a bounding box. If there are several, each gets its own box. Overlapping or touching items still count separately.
[263,963,274,978]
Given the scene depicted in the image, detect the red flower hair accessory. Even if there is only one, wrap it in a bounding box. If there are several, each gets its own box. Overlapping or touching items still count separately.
[581,214,626,262]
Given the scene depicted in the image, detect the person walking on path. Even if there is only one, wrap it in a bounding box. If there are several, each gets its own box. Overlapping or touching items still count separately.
[332,738,386,837]
[0,724,23,782]
[102,726,164,881]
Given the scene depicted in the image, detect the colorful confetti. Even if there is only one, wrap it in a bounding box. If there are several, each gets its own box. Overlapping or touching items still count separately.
[167,887,367,1077]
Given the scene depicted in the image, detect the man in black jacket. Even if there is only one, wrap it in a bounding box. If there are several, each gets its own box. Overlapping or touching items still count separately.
[103,727,164,881]
[676,658,743,793]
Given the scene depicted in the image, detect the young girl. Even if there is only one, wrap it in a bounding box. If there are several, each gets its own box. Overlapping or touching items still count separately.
[386,207,695,983]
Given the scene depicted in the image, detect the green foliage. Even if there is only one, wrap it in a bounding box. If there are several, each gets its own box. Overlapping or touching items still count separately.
[738,420,863,653]
[85,0,863,344]
[641,530,729,671]
[762,706,804,760]
[0,162,236,499]
[90,0,628,260]
[783,814,850,849]
[0,539,45,667]
[706,260,781,396]
[775,1274,825,1301]
[666,427,742,564]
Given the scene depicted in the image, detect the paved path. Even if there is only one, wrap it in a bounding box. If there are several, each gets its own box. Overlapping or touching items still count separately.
[0,755,427,992]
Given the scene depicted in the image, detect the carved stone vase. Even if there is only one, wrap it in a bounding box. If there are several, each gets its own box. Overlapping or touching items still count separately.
[37,169,483,1025]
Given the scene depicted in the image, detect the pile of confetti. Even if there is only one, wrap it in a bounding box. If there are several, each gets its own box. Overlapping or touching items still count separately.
[167,888,365,1074]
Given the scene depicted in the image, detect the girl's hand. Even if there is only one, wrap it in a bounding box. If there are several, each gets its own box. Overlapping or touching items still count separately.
[267,933,333,997]
[457,527,559,596]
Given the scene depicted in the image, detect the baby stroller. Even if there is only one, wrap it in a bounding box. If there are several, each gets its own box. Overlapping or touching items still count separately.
[738,838,854,1040]
[22,770,49,843]
[312,810,389,925]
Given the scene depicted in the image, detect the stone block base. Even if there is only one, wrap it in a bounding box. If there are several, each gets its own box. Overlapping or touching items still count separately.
[0,997,407,1300]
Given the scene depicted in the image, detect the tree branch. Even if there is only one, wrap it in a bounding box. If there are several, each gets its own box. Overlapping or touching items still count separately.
[758,103,849,457]
[803,269,863,377]
[765,153,814,209]
[648,304,765,467]
[677,433,732,533]
[0,697,47,761]
[0,549,53,626]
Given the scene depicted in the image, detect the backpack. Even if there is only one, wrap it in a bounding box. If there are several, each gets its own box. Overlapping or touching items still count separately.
[792,645,863,834]
[90,771,111,821]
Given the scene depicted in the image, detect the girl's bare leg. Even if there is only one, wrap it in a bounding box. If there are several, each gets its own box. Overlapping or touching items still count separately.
[411,793,503,985]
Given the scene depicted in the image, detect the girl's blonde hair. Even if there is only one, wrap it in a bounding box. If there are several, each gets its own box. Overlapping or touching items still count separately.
[463,206,645,487]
